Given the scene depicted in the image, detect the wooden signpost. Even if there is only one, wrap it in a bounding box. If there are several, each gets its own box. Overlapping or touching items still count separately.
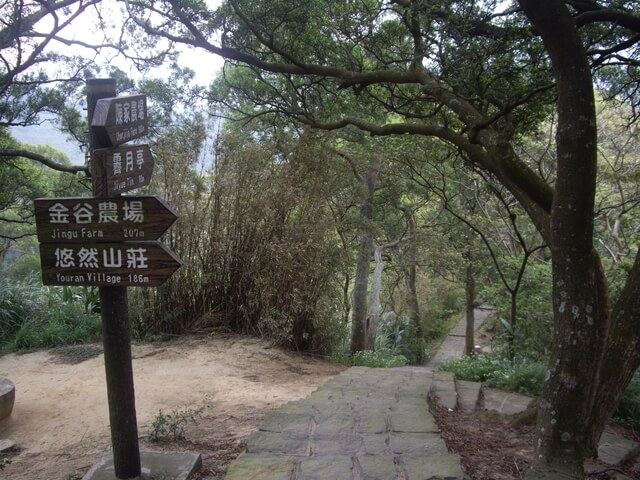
[92,144,154,196]
[33,79,184,479]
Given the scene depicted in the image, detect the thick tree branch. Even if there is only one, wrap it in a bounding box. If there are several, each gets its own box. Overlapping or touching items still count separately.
[575,9,640,30]
[0,149,87,174]
[0,232,34,241]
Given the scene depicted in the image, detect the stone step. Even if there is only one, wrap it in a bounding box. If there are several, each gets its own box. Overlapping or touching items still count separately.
[225,453,465,480]
[429,371,458,411]
[450,378,640,470]
[598,428,640,466]
[0,439,17,453]
[479,386,534,416]
[455,379,482,412]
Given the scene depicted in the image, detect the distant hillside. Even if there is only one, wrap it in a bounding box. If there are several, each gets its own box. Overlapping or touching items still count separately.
[9,117,85,166]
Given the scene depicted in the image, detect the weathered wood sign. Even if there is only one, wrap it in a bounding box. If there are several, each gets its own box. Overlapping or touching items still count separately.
[92,145,154,196]
[39,241,182,287]
[91,95,148,147]
[34,196,177,243]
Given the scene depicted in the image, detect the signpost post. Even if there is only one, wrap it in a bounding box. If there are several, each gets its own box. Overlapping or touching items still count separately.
[88,78,142,479]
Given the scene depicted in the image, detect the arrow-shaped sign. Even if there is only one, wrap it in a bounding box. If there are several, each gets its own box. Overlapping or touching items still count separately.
[39,241,182,287]
[92,144,154,197]
[91,95,148,147]
[34,196,177,243]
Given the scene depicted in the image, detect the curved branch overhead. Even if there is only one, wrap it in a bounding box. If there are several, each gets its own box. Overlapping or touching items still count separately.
[0,149,87,175]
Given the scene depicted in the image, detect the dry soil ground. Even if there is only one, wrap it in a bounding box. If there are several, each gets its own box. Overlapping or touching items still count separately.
[0,334,345,479]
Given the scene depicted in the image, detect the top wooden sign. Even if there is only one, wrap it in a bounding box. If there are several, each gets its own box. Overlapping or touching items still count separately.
[91,95,148,147]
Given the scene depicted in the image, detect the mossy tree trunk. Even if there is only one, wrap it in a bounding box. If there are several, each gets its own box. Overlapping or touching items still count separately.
[519,1,640,477]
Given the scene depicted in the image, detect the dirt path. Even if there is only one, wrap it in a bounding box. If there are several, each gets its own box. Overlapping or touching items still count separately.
[0,335,345,479]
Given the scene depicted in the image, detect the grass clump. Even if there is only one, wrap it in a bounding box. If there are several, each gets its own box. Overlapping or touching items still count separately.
[439,353,546,397]
[0,277,101,351]
[331,349,408,368]
[12,302,101,351]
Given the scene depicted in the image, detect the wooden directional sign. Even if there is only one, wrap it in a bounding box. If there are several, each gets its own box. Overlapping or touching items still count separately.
[91,95,148,147]
[92,145,154,196]
[39,241,182,287]
[34,196,177,243]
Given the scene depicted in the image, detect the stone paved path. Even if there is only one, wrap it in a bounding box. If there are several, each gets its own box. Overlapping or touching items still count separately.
[225,307,639,479]
[224,310,500,480]
[225,366,464,480]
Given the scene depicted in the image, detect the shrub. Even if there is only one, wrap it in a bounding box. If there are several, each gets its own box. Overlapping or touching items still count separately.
[481,260,553,362]
[424,285,465,333]
[375,312,426,364]
[331,349,408,368]
[12,302,101,350]
[0,275,42,345]
[0,277,101,351]
[439,354,546,397]
[486,360,547,397]
[440,354,509,382]
[145,406,205,442]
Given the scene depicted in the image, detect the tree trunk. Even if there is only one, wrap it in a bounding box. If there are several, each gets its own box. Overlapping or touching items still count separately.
[350,232,373,353]
[365,243,385,350]
[584,249,640,454]
[464,258,475,357]
[343,272,351,324]
[350,162,380,353]
[404,214,424,364]
[519,2,606,477]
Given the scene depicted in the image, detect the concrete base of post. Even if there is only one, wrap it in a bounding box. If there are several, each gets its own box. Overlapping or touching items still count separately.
[81,451,202,480]
[0,376,15,421]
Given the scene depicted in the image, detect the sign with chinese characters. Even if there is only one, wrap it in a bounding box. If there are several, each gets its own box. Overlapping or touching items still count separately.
[39,242,182,287]
[91,95,148,147]
[92,145,154,196]
[35,86,182,289]
[34,196,177,243]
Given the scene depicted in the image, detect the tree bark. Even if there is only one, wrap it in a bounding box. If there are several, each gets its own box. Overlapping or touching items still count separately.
[464,257,475,357]
[519,1,606,477]
[350,162,380,353]
[404,214,424,364]
[365,242,385,351]
[350,231,373,352]
[584,248,640,454]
